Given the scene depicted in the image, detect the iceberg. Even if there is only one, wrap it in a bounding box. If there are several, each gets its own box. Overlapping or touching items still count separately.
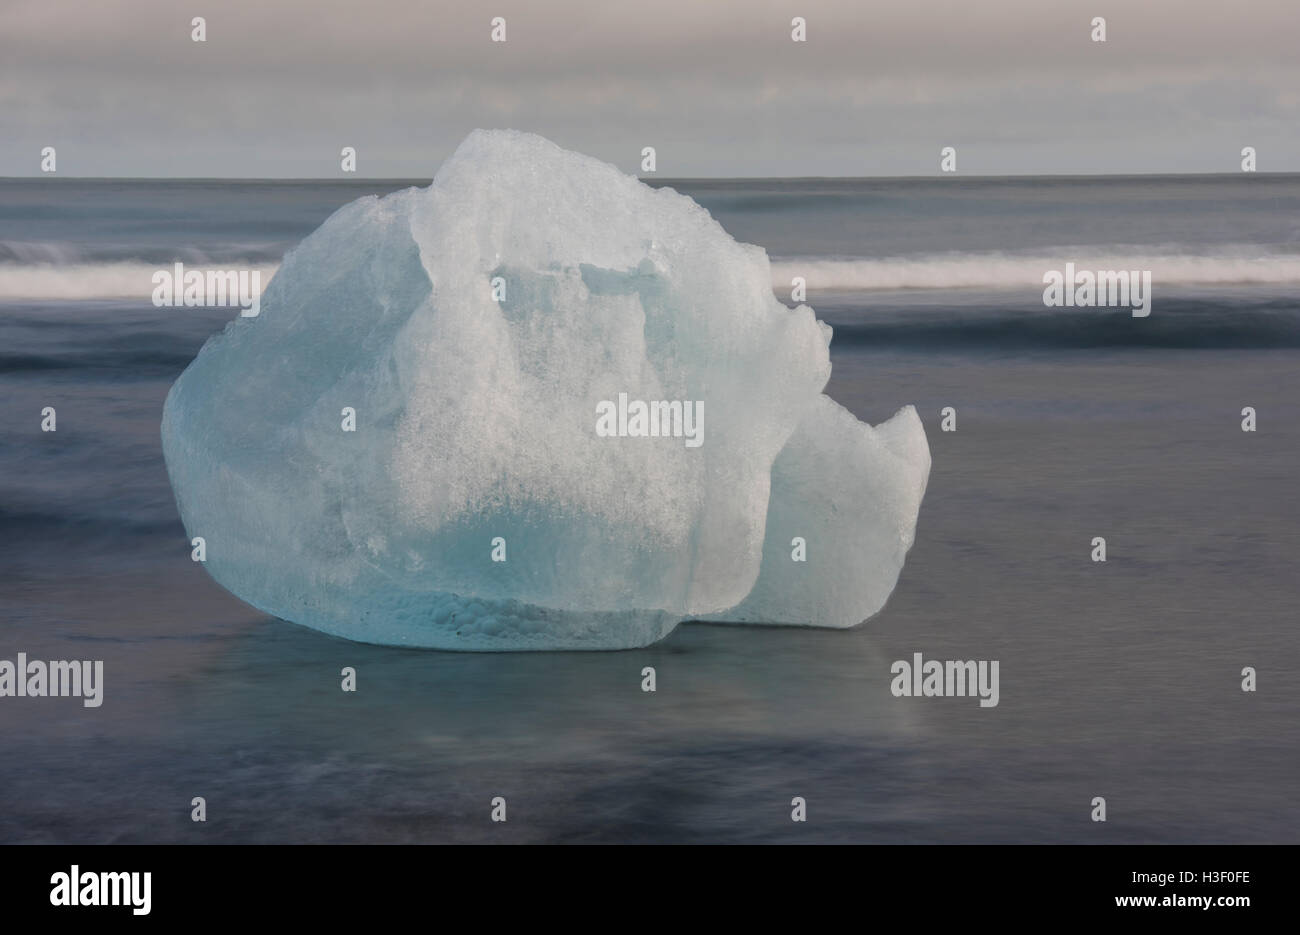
[161,130,929,650]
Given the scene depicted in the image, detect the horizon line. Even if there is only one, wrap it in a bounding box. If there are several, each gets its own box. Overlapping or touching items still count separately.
[3,170,1297,183]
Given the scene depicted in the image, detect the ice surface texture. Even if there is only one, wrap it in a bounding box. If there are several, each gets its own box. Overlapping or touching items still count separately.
[161,130,930,650]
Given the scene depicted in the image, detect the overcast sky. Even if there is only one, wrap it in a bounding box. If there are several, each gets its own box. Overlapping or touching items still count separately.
[2,0,1298,177]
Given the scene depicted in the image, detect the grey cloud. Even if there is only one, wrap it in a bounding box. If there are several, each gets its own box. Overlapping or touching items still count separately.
[2,0,1297,175]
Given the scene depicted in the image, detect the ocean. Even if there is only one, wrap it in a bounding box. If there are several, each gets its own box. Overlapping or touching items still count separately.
[1,175,1297,843]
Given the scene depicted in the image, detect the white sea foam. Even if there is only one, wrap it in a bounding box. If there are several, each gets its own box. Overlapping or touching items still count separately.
[771,250,1300,292]
[0,262,276,300]
[3,248,1297,301]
